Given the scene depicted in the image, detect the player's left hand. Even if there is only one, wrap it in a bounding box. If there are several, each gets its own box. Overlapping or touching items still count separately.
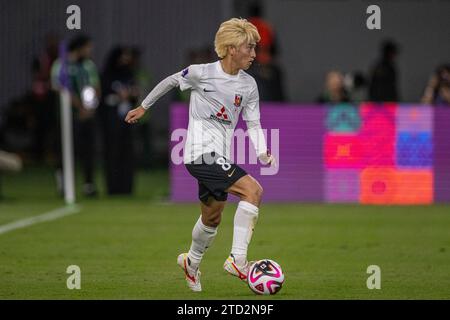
[258,150,277,167]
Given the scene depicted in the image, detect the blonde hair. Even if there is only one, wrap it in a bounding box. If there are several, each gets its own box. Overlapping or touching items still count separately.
[214,18,261,59]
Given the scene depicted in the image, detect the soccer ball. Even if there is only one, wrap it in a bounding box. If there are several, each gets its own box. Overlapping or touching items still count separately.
[247,259,284,295]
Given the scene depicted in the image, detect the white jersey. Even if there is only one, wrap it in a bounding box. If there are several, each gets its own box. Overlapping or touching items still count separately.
[140,60,262,164]
[179,61,260,163]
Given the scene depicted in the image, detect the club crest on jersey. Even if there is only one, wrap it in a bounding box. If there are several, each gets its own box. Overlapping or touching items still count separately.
[234,94,243,107]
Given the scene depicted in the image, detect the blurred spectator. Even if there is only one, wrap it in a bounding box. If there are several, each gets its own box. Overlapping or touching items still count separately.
[247,1,278,64]
[130,47,153,168]
[31,33,60,163]
[247,61,285,102]
[368,39,400,102]
[51,34,100,197]
[421,64,450,106]
[0,111,23,198]
[317,70,350,104]
[344,71,368,103]
[0,107,23,174]
[1,97,36,159]
[246,1,285,101]
[100,46,139,194]
[0,150,22,173]
[131,47,152,104]
[0,149,23,199]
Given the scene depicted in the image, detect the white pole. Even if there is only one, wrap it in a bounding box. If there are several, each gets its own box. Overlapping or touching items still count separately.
[60,89,76,205]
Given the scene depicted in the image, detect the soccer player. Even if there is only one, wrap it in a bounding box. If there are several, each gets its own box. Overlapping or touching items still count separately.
[125,18,276,292]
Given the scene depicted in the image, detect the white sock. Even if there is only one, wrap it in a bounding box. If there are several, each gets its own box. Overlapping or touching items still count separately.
[187,216,217,270]
[231,201,259,266]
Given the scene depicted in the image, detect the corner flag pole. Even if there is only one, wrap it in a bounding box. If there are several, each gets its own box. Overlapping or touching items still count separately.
[59,40,76,205]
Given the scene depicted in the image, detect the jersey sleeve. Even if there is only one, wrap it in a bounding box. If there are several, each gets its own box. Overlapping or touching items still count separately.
[246,119,267,156]
[140,64,204,109]
[178,64,204,91]
[242,82,260,121]
[141,73,180,109]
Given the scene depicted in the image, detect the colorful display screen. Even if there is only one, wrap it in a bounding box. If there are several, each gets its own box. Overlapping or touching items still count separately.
[170,103,450,204]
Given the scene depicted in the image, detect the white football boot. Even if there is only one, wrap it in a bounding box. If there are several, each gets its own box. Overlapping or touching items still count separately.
[177,253,202,292]
[223,254,254,281]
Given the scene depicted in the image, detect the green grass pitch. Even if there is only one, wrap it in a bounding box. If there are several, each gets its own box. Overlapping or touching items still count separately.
[0,167,449,299]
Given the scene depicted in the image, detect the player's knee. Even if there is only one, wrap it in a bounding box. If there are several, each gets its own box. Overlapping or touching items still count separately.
[256,184,263,199]
[244,182,263,206]
[254,184,263,203]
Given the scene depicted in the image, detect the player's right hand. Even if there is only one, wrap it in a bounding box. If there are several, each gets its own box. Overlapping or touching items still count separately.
[125,106,146,124]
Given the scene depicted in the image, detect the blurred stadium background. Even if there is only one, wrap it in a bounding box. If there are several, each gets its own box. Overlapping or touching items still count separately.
[0,0,449,299]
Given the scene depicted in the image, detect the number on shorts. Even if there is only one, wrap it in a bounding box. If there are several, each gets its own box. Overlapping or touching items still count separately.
[216,157,231,171]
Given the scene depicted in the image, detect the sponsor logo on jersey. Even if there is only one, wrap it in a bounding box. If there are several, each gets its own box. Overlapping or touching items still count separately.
[181,68,189,78]
[234,94,243,107]
[216,106,228,120]
[210,114,231,125]
[210,106,231,125]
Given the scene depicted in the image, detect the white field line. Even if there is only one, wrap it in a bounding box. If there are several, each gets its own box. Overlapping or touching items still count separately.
[0,205,81,235]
